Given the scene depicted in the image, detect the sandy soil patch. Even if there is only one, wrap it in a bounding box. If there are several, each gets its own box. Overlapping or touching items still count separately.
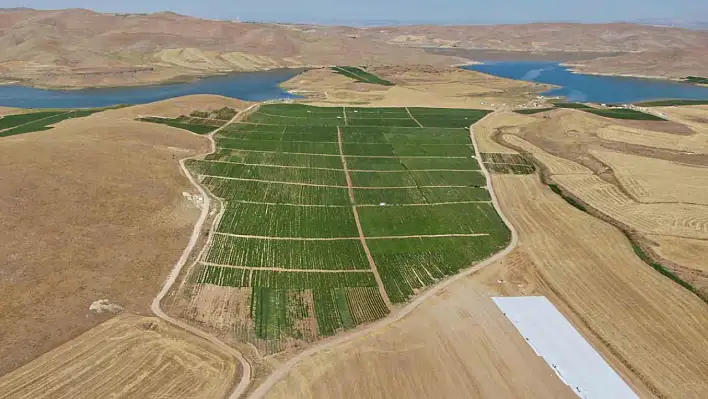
[264,276,574,399]
[648,235,708,274]
[491,174,708,399]
[590,149,708,205]
[0,313,239,398]
[0,107,25,116]
[0,107,210,376]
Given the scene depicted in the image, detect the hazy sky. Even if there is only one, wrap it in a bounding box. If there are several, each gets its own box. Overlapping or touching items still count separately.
[3,0,707,24]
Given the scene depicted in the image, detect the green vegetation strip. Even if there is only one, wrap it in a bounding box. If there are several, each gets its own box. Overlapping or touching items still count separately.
[582,108,665,121]
[514,108,554,115]
[683,76,708,85]
[547,183,706,304]
[633,99,708,107]
[138,116,216,134]
[0,109,104,137]
[331,66,394,86]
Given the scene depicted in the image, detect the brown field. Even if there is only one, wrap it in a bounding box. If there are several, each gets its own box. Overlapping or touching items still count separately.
[489,174,708,399]
[123,94,250,118]
[0,95,245,377]
[472,111,538,153]
[0,313,238,399]
[502,134,593,175]
[590,149,708,205]
[263,272,575,399]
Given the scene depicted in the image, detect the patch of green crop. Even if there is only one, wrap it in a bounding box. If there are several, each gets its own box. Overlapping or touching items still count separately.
[0,111,65,130]
[552,102,593,109]
[633,99,708,107]
[218,137,339,154]
[189,160,346,185]
[215,150,342,169]
[138,116,215,134]
[200,177,350,205]
[683,76,708,85]
[358,202,506,237]
[217,202,357,237]
[368,235,509,303]
[582,108,665,121]
[0,109,105,137]
[205,235,370,270]
[331,66,394,86]
[514,108,554,114]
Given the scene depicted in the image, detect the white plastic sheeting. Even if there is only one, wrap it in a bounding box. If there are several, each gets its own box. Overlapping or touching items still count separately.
[492,296,638,399]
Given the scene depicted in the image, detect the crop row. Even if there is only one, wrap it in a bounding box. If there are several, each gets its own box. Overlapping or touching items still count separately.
[350,170,485,187]
[1,109,104,137]
[204,235,370,270]
[194,264,389,338]
[368,235,509,302]
[347,156,479,171]
[217,202,358,237]
[202,177,351,205]
[138,117,216,134]
[0,111,66,130]
[358,202,506,236]
[217,137,339,154]
[353,186,491,205]
[205,149,343,169]
[485,163,535,175]
[189,159,347,185]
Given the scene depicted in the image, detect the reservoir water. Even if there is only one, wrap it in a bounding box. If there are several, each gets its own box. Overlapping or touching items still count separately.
[464,62,708,104]
[0,69,302,109]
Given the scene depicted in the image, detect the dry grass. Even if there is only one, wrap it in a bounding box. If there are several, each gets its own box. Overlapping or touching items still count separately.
[648,235,708,273]
[502,134,593,174]
[492,174,708,399]
[264,274,575,399]
[597,124,708,154]
[473,111,537,153]
[591,149,708,205]
[0,313,239,399]
[0,100,211,376]
[655,105,708,133]
[553,173,708,239]
[118,94,250,119]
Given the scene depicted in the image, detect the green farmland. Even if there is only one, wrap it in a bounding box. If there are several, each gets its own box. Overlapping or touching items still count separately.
[0,109,105,137]
[137,107,239,134]
[332,66,395,86]
[186,104,510,347]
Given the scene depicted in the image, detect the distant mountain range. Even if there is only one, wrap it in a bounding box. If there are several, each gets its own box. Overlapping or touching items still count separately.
[0,8,706,88]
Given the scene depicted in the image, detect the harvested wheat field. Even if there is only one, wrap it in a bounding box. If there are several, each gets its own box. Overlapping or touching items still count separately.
[262,275,575,399]
[0,313,239,399]
[473,111,538,153]
[491,174,708,399]
[120,94,250,119]
[0,96,228,376]
[590,149,708,205]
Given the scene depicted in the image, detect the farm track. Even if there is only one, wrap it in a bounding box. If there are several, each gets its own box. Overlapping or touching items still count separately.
[337,126,393,310]
[150,104,261,399]
[246,114,519,399]
[405,107,424,127]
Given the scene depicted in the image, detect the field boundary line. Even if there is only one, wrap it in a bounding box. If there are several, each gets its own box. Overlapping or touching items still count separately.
[200,160,344,171]
[214,148,469,158]
[200,262,373,273]
[218,137,472,146]
[235,121,464,130]
[343,106,348,125]
[221,199,491,208]
[246,114,519,399]
[333,66,376,85]
[338,126,393,310]
[405,107,424,127]
[150,103,265,399]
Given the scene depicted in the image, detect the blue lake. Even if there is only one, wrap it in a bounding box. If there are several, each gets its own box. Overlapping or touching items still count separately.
[464,62,708,104]
[0,69,303,109]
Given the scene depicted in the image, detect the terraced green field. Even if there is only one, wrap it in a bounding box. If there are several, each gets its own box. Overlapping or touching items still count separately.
[186,104,510,346]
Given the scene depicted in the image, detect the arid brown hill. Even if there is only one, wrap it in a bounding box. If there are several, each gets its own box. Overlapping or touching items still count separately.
[1,8,707,87]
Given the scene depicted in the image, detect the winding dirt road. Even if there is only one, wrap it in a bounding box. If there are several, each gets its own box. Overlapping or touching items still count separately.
[150,104,262,399]
[246,114,520,399]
